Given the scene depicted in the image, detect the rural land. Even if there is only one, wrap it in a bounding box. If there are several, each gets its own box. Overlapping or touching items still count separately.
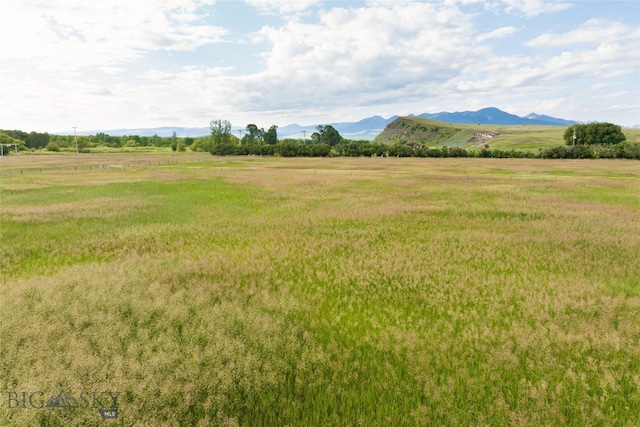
[2,107,640,159]
[1,114,640,425]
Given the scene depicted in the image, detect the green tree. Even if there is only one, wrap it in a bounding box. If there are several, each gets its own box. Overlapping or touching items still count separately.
[0,132,26,154]
[564,123,626,145]
[73,135,92,152]
[1,130,28,144]
[26,131,50,149]
[264,125,278,145]
[311,125,343,146]
[170,131,178,151]
[310,143,331,157]
[128,135,141,147]
[48,135,70,148]
[210,120,232,145]
[45,141,60,152]
[245,124,263,144]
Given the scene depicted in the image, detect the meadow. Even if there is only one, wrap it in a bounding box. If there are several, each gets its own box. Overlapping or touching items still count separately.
[1,154,639,426]
[373,116,640,152]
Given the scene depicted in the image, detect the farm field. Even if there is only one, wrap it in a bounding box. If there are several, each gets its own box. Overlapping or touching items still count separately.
[1,155,639,426]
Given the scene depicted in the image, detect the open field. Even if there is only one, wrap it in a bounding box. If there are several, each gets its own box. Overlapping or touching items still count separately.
[488,126,640,151]
[374,116,640,151]
[1,155,639,426]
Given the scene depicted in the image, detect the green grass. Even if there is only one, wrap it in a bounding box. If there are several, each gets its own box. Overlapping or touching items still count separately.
[486,126,563,150]
[441,130,475,147]
[1,156,639,426]
[374,116,640,152]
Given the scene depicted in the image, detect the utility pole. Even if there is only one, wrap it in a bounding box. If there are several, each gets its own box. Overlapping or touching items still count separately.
[572,126,576,146]
[237,129,243,145]
[72,126,78,154]
[302,130,306,143]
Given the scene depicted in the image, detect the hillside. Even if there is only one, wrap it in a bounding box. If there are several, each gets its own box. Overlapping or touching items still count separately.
[374,116,569,150]
[373,117,465,145]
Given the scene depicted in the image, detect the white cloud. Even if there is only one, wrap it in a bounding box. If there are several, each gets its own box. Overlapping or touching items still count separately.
[447,35,637,97]
[1,0,638,131]
[477,26,519,41]
[85,87,113,96]
[244,0,321,15]
[0,0,227,72]
[236,2,484,114]
[525,19,637,47]
[501,0,573,18]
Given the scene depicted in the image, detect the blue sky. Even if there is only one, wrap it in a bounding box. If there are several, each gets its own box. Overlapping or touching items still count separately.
[1,0,638,133]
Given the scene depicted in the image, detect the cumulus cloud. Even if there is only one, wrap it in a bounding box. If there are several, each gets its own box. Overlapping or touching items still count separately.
[525,19,638,47]
[443,32,637,102]
[0,0,227,71]
[477,26,519,41]
[501,0,573,17]
[235,2,485,114]
[243,0,321,15]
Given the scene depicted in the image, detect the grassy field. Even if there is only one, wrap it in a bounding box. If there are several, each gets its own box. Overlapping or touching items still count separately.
[373,116,640,151]
[488,126,640,151]
[1,155,639,426]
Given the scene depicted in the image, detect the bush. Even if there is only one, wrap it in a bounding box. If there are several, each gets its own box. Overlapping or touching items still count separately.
[540,146,568,159]
[45,142,60,152]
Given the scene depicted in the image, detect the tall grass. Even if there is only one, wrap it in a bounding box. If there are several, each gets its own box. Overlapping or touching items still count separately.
[1,157,639,426]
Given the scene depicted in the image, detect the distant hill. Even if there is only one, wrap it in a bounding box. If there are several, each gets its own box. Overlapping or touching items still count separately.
[59,108,576,140]
[523,113,577,126]
[418,107,577,126]
[278,115,398,140]
[66,126,212,138]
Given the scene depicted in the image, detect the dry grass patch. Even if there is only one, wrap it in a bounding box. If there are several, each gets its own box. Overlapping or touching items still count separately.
[1,197,150,222]
[2,156,639,426]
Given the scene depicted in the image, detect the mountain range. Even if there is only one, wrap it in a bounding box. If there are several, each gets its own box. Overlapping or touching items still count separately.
[68,107,578,140]
[417,107,577,126]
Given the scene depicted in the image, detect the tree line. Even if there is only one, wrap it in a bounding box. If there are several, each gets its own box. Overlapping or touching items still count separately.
[208,140,640,159]
[0,129,203,154]
[0,121,350,155]
[1,121,636,159]
[208,120,344,147]
[204,120,637,159]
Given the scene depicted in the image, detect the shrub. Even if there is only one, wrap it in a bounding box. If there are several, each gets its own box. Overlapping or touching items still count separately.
[45,142,60,152]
